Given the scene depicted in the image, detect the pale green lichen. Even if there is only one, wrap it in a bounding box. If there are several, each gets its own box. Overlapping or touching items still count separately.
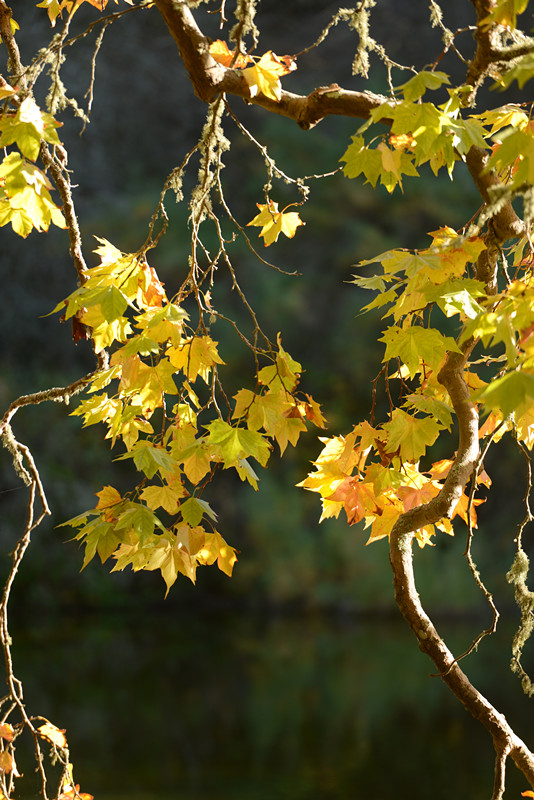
[230,0,259,50]
[506,548,534,697]
[190,100,230,224]
[1,425,31,487]
[341,2,377,78]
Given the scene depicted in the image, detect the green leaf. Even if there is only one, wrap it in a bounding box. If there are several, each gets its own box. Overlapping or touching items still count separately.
[180,497,217,527]
[404,394,453,429]
[398,71,450,102]
[476,371,534,418]
[115,504,162,539]
[340,135,383,186]
[380,325,461,378]
[383,409,442,462]
[205,419,271,468]
[116,443,177,479]
[495,53,534,90]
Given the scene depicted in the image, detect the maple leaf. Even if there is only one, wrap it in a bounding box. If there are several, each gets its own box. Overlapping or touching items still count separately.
[383,409,442,463]
[328,477,377,525]
[389,132,416,150]
[247,201,304,246]
[0,751,14,776]
[452,491,484,527]
[0,724,14,742]
[398,70,450,102]
[209,39,251,69]
[398,479,440,511]
[140,484,180,515]
[381,325,460,378]
[180,496,217,527]
[479,0,529,29]
[242,51,296,101]
[197,530,238,577]
[137,264,167,308]
[167,335,224,383]
[476,370,534,419]
[365,503,403,543]
[205,419,271,468]
[37,722,67,748]
[95,485,122,518]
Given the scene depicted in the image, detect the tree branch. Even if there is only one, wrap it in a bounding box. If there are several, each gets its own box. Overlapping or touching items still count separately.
[388,205,533,787]
[154,0,388,129]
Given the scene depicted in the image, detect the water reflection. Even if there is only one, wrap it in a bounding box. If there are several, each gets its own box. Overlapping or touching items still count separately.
[11,609,533,799]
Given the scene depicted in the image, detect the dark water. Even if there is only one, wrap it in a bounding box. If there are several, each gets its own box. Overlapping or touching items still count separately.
[8,607,534,800]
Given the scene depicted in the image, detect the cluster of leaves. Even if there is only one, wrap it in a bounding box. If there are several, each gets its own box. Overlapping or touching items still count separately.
[0,720,92,800]
[36,0,138,27]
[0,87,65,237]
[300,227,494,546]
[51,238,325,592]
[209,39,296,102]
[294,63,534,552]
[339,71,534,193]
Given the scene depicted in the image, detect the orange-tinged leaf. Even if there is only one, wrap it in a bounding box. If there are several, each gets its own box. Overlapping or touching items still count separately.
[301,394,327,428]
[389,132,416,150]
[428,459,454,480]
[521,792,534,798]
[209,39,251,68]
[58,786,93,800]
[137,264,167,308]
[0,724,14,742]
[95,485,122,510]
[0,752,11,774]
[37,722,67,748]
[328,477,377,525]
[398,479,440,511]
[452,491,484,527]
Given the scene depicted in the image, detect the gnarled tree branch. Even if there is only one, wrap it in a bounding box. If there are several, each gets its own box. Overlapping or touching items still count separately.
[154,0,388,128]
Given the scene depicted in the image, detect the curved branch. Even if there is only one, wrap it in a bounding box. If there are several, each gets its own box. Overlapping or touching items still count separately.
[389,338,534,786]
[466,146,525,242]
[154,0,388,129]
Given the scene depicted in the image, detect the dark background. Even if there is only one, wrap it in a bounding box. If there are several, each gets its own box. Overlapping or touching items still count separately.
[1,2,533,798]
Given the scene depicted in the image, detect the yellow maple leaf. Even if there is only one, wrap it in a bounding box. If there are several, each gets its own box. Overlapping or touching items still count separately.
[140,484,180,515]
[377,141,402,180]
[247,201,304,246]
[365,503,402,544]
[96,485,122,512]
[242,51,296,101]
[167,335,225,383]
[37,721,67,748]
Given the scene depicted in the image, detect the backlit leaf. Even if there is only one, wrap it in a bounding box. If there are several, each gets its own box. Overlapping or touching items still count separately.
[247,200,304,246]
[37,722,67,748]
